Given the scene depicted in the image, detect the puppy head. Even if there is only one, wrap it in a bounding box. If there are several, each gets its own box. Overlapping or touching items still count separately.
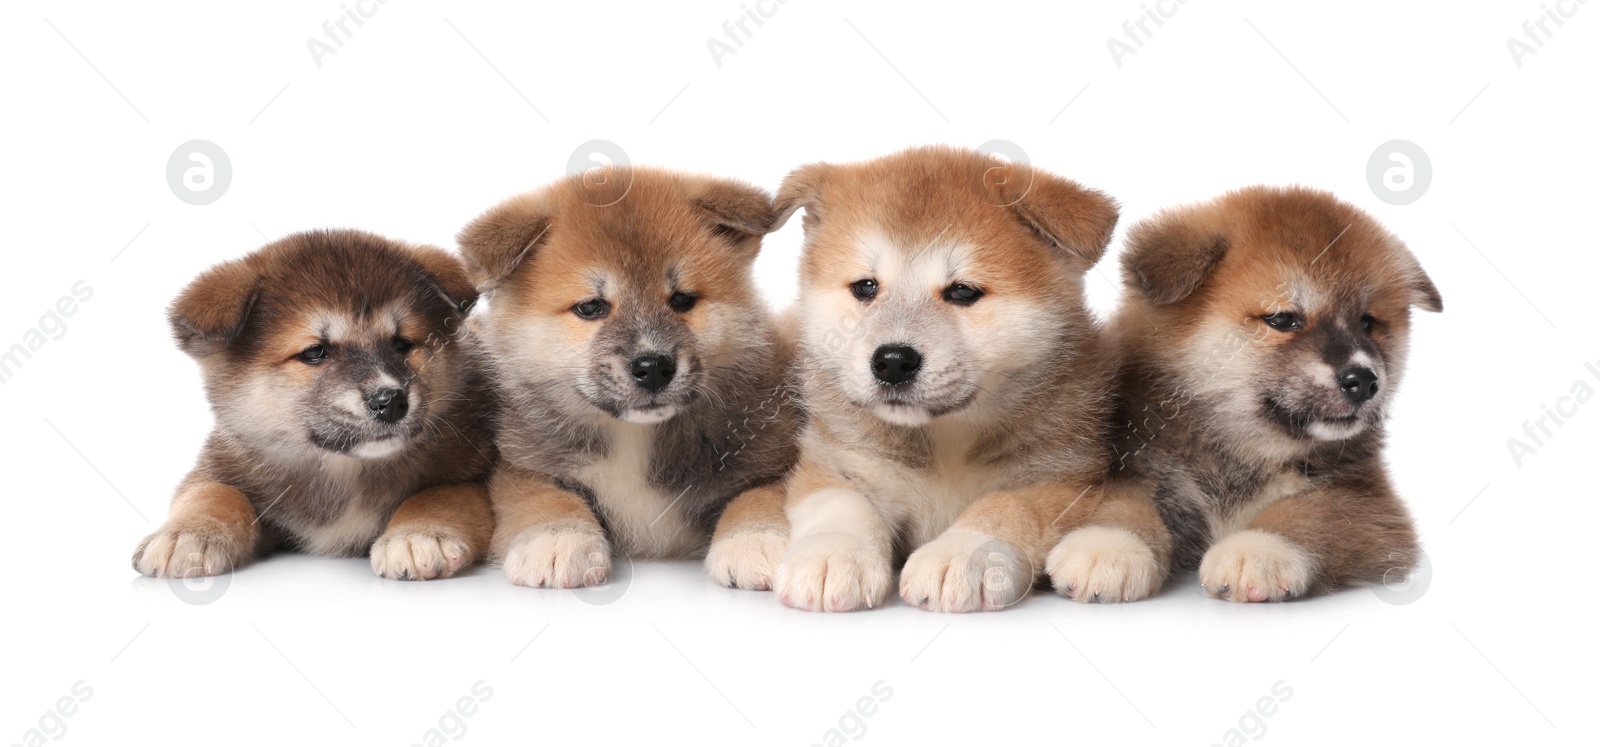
[459,168,774,424]
[170,230,477,460]
[776,145,1118,427]
[1121,186,1442,444]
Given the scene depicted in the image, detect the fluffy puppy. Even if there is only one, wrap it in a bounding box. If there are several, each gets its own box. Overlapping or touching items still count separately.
[132,230,496,580]
[770,146,1120,612]
[1048,186,1441,603]
[458,167,798,589]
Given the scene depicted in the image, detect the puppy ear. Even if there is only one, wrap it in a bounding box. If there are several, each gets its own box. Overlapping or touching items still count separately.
[1009,170,1120,267]
[772,163,832,231]
[1121,209,1229,305]
[1411,267,1443,313]
[406,244,481,314]
[693,178,776,240]
[457,196,552,292]
[169,259,258,353]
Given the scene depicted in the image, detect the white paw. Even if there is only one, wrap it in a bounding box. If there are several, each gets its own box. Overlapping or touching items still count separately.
[132,523,246,578]
[773,533,892,612]
[1199,530,1315,603]
[705,531,787,591]
[899,530,1031,613]
[502,526,611,589]
[1046,526,1163,603]
[370,529,473,580]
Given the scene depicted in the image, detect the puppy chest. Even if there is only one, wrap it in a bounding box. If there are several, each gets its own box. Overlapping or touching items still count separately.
[572,423,703,558]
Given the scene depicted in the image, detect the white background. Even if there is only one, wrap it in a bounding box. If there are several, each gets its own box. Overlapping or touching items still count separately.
[2,2,1596,745]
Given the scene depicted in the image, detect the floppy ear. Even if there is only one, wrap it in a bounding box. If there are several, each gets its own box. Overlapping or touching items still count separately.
[1411,266,1443,313]
[772,163,833,231]
[693,177,775,242]
[406,244,481,314]
[1121,208,1230,305]
[1009,169,1120,268]
[457,195,551,292]
[169,259,258,354]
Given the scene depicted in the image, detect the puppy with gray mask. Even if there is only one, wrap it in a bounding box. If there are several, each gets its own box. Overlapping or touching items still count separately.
[1046,186,1441,603]
[132,230,496,581]
[769,146,1120,612]
[459,167,799,590]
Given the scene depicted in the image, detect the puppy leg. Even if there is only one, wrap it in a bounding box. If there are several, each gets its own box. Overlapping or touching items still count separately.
[706,483,788,591]
[133,478,259,578]
[1047,478,1171,603]
[774,463,894,612]
[1202,486,1418,602]
[490,466,611,588]
[900,481,1098,613]
[370,483,493,580]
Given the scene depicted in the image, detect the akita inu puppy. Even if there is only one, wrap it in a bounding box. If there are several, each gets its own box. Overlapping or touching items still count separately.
[769,146,1120,612]
[459,167,798,589]
[132,230,496,580]
[1048,186,1441,603]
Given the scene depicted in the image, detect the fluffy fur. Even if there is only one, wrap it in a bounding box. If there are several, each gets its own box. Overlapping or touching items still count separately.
[1049,186,1441,603]
[132,230,497,580]
[458,167,799,590]
[769,146,1120,612]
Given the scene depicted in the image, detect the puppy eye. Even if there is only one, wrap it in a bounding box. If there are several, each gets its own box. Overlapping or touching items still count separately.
[1360,314,1376,333]
[943,283,983,306]
[850,279,879,302]
[668,292,698,313]
[298,344,330,364]
[1260,311,1304,332]
[393,337,415,354]
[572,299,610,320]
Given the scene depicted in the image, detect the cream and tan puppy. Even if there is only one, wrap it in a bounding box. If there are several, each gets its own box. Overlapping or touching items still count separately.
[769,146,1119,612]
[459,168,799,589]
[1046,186,1440,603]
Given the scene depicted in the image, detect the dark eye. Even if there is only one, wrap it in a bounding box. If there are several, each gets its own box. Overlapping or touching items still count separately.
[572,298,610,320]
[1360,314,1376,333]
[1260,311,1304,332]
[393,337,415,354]
[298,344,329,364]
[668,292,698,313]
[850,279,879,302]
[943,283,983,306]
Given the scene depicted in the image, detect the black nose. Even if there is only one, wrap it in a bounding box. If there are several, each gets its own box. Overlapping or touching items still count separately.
[1337,367,1379,403]
[630,354,677,393]
[367,387,409,423]
[872,345,922,386]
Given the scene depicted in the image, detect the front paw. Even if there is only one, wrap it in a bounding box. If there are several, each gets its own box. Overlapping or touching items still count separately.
[132,522,249,578]
[899,530,1031,613]
[705,531,787,591]
[1047,526,1163,603]
[502,526,611,588]
[1199,530,1314,603]
[773,534,892,612]
[370,528,474,580]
